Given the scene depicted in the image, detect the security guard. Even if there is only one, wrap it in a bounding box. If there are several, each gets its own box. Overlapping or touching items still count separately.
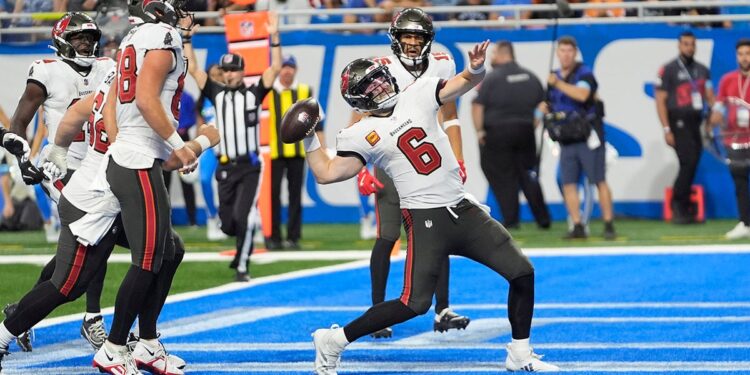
[267,55,325,250]
[655,31,714,224]
[472,40,551,229]
[183,15,282,281]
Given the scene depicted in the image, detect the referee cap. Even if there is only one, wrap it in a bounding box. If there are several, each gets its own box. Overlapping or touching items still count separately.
[219,53,245,71]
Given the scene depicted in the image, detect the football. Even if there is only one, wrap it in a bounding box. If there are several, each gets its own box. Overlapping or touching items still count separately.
[280,98,320,144]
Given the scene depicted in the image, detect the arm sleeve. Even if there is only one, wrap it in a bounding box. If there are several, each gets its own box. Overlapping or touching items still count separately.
[252,82,272,106]
[201,79,221,104]
[655,65,667,91]
[474,79,489,105]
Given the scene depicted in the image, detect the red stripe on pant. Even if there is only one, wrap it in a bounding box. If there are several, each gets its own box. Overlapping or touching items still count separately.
[399,209,414,305]
[60,244,87,297]
[138,170,156,272]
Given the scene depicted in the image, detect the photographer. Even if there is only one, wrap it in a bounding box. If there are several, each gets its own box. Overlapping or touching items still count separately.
[540,36,615,240]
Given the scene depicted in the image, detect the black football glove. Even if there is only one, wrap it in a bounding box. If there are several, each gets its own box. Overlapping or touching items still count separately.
[1,130,31,160]
[16,157,46,185]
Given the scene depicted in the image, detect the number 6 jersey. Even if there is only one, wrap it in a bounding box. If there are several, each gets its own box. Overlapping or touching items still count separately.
[336,77,464,209]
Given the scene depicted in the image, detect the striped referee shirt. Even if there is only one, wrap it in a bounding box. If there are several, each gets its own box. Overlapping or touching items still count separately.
[202,79,271,160]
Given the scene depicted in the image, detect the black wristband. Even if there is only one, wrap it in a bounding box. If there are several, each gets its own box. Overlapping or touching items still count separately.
[270,42,280,47]
[183,36,192,44]
[0,127,6,139]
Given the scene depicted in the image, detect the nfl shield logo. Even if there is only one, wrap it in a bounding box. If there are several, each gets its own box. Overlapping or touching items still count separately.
[425,220,433,228]
[240,21,254,38]
[83,78,88,85]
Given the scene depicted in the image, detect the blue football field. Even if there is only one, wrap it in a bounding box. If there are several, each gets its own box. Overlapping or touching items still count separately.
[2,246,750,374]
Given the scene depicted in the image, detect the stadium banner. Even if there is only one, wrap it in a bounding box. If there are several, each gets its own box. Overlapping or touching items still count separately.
[0,24,744,224]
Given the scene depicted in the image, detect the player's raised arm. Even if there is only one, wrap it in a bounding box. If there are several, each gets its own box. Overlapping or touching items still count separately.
[182,19,207,90]
[439,41,489,104]
[261,12,282,89]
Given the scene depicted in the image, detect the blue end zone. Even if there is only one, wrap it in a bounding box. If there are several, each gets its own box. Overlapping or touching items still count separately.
[3,251,750,374]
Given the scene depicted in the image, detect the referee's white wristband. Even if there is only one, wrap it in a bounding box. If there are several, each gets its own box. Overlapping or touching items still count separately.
[468,64,486,75]
[166,131,185,150]
[442,119,460,130]
[195,135,211,152]
[303,133,321,153]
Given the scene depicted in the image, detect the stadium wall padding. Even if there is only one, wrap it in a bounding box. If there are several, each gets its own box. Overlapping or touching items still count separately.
[0,24,745,224]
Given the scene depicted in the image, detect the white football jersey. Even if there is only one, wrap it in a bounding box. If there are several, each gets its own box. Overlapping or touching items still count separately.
[337,77,464,209]
[64,67,119,214]
[111,22,186,168]
[27,57,115,169]
[374,52,455,91]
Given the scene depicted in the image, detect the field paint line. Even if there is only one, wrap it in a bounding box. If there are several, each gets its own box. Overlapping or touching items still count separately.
[8,361,750,373]
[34,259,370,328]
[159,307,298,338]
[394,318,514,345]
[4,243,750,265]
[163,341,750,352]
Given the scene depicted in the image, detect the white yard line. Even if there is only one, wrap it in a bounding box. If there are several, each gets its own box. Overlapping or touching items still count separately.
[7,361,750,374]
[3,243,750,265]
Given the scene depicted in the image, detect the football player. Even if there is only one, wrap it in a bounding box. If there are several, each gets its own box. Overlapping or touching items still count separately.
[307,43,559,373]
[0,58,219,373]
[90,0,194,372]
[354,8,469,338]
[3,12,115,352]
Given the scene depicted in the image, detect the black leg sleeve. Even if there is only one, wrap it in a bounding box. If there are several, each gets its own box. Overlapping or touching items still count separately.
[343,300,418,342]
[108,266,156,345]
[85,264,108,314]
[3,282,68,337]
[508,273,535,340]
[369,238,395,306]
[434,258,450,314]
[35,257,57,286]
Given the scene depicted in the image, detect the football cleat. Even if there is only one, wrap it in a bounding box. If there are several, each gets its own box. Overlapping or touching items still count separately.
[369,327,393,339]
[433,308,470,333]
[312,324,344,375]
[2,303,32,352]
[81,315,108,351]
[131,339,184,375]
[127,333,186,370]
[93,343,142,375]
[505,344,560,372]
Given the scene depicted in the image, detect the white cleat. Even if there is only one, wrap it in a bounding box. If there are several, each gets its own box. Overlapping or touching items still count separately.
[206,216,228,241]
[505,344,559,372]
[131,339,184,375]
[44,221,60,243]
[725,221,750,240]
[312,325,344,375]
[93,343,142,375]
[359,213,376,240]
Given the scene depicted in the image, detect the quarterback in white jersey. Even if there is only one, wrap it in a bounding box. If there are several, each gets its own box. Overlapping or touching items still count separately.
[9,13,114,201]
[307,44,560,374]
[354,7,468,339]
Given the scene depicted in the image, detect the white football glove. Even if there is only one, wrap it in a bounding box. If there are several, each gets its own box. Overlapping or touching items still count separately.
[41,144,69,181]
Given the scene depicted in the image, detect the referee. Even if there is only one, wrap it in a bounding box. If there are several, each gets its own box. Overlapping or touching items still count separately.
[267,55,325,250]
[184,15,282,281]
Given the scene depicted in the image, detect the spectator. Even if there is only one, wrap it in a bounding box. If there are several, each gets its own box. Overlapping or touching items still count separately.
[584,0,625,18]
[655,31,714,224]
[709,39,750,239]
[267,55,325,250]
[310,0,345,24]
[492,0,533,20]
[452,0,499,20]
[472,40,551,229]
[540,35,616,239]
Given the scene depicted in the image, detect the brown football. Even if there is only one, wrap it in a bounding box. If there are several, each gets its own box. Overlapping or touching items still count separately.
[280,98,320,144]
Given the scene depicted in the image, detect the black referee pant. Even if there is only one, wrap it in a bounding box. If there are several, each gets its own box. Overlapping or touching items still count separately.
[270,157,304,244]
[669,111,703,219]
[480,122,550,228]
[216,158,261,273]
